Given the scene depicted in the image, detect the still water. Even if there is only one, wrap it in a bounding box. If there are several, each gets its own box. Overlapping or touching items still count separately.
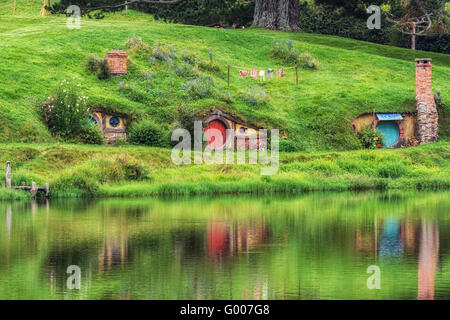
[0,191,449,300]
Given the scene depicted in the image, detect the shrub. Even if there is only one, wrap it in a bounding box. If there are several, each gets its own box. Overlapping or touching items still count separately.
[184,76,215,98]
[117,155,149,181]
[128,119,170,147]
[39,80,90,139]
[270,40,300,65]
[79,123,105,145]
[172,61,198,78]
[270,40,319,69]
[199,60,222,73]
[298,52,320,70]
[86,54,101,73]
[199,49,222,72]
[181,50,198,65]
[85,55,111,80]
[279,139,299,152]
[239,87,270,106]
[377,162,410,179]
[357,125,384,149]
[97,59,111,80]
[125,35,150,55]
[52,171,100,196]
[151,42,177,62]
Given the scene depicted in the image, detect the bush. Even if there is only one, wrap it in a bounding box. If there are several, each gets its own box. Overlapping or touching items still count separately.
[270,40,300,65]
[181,50,198,65]
[298,52,320,70]
[125,35,151,55]
[377,162,410,179]
[184,76,215,99]
[86,54,101,73]
[279,139,299,152]
[85,54,111,80]
[239,87,270,106]
[52,171,100,196]
[117,155,149,181]
[172,61,199,78]
[357,125,384,149]
[271,40,319,69]
[151,42,177,62]
[199,50,222,72]
[39,80,90,139]
[128,119,170,147]
[97,59,111,80]
[79,123,105,145]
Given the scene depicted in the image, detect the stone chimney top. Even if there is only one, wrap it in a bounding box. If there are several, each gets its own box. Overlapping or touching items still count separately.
[415,58,438,144]
[105,49,128,75]
[415,58,435,106]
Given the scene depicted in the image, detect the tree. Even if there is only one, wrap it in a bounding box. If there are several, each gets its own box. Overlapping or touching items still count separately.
[252,0,301,31]
[51,0,301,31]
[384,0,449,50]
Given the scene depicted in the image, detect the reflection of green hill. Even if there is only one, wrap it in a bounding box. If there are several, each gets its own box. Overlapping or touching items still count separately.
[0,191,449,299]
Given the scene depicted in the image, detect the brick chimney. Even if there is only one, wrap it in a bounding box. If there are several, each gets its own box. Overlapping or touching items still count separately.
[105,49,128,75]
[415,58,438,144]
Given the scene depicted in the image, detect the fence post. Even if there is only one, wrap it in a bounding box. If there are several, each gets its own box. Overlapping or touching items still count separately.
[31,182,37,198]
[227,65,230,88]
[6,162,11,189]
[295,65,298,86]
[45,183,50,198]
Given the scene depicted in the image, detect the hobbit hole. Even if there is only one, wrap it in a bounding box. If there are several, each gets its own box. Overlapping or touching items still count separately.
[204,110,267,151]
[91,111,127,144]
[351,58,439,148]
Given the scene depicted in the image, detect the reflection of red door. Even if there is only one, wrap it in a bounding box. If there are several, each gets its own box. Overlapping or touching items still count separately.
[204,120,227,149]
[208,223,228,256]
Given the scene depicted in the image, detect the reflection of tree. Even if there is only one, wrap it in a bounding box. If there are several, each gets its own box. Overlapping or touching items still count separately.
[418,220,439,300]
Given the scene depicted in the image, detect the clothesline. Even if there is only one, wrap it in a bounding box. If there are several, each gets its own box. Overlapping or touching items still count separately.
[226,63,299,86]
[229,65,297,70]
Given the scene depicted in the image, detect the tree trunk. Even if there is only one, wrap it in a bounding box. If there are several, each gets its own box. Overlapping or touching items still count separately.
[252,0,300,32]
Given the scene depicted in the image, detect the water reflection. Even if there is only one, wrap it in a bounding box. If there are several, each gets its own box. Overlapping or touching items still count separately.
[0,191,449,300]
[418,220,439,300]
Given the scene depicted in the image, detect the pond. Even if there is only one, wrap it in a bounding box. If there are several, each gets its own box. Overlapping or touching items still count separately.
[0,191,449,300]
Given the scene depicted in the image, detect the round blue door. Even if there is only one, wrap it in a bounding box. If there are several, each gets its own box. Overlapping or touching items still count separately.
[376,121,399,147]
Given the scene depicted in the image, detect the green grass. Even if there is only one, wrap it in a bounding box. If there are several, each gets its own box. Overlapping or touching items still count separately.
[0,188,30,200]
[0,1,449,150]
[0,142,448,198]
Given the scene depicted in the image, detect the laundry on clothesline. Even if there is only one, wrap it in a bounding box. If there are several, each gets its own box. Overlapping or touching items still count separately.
[267,68,274,80]
[259,70,265,80]
[233,65,292,81]
[240,70,249,77]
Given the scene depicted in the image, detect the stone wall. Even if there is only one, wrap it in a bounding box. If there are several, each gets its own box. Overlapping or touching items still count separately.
[415,59,439,144]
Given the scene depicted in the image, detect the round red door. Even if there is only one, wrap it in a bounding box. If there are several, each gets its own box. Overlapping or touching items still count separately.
[204,120,227,149]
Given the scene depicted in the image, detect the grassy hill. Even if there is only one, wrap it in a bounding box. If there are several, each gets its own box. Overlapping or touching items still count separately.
[0,1,449,199]
[0,0,449,150]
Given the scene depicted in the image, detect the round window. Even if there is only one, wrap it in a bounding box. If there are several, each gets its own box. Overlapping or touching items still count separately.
[110,117,120,128]
[89,117,98,126]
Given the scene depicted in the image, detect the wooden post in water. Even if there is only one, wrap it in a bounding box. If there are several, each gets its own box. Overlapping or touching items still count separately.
[295,65,298,86]
[31,182,37,198]
[6,162,11,189]
[227,65,230,88]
